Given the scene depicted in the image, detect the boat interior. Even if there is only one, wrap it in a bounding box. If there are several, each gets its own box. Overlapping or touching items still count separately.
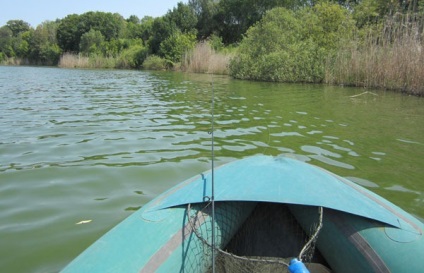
[204,202,333,273]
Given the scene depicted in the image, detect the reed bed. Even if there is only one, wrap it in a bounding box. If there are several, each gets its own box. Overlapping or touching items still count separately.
[58,53,90,68]
[58,53,117,69]
[326,13,424,96]
[1,57,30,66]
[182,42,232,75]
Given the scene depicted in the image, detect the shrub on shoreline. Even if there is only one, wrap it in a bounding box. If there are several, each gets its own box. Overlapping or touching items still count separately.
[142,55,168,70]
[229,4,355,83]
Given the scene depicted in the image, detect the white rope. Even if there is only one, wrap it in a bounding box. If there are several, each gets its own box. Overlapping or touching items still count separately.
[298,206,323,262]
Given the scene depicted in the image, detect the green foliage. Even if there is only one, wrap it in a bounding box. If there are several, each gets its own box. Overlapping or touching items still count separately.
[207,33,224,51]
[353,0,386,27]
[148,17,178,54]
[57,12,126,53]
[148,3,198,58]
[6,20,31,36]
[125,21,142,40]
[99,39,129,57]
[0,26,16,57]
[309,2,356,49]
[3,0,422,74]
[56,14,82,52]
[28,21,62,64]
[14,33,30,58]
[117,43,148,68]
[37,43,61,65]
[138,16,155,43]
[78,12,126,41]
[189,0,219,39]
[230,4,356,83]
[127,15,140,25]
[142,55,168,70]
[215,0,298,44]
[79,29,105,55]
[167,2,198,33]
[159,31,197,63]
[188,0,311,44]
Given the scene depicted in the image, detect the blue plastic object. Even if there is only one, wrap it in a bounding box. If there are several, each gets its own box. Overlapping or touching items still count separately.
[288,258,310,273]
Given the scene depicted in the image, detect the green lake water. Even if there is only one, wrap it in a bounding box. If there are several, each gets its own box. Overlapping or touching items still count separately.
[0,66,423,273]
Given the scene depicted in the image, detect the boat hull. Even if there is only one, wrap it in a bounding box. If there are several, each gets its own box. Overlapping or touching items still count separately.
[61,202,255,273]
[61,156,424,273]
[290,205,424,273]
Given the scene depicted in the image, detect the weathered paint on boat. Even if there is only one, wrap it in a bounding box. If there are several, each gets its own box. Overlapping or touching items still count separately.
[61,155,424,273]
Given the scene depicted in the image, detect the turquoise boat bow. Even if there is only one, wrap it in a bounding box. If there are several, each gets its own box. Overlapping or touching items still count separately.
[61,155,424,273]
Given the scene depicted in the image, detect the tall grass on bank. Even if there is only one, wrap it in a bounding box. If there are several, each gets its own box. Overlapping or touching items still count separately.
[58,53,90,68]
[326,13,424,96]
[1,57,30,66]
[58,53,117,69]
[182,42,232,75]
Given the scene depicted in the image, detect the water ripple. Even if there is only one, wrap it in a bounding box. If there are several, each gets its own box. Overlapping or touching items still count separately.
[0,67,423,273]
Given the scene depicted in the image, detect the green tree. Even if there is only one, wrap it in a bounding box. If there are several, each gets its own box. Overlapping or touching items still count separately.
[127,15,140,24]
[310,2,355,49]
[215,0,300,44]
[57,12,126,53]
[159,31,197,63]
[148,17,178,54]
[13,31,31,58]
[139,16,155,43]
[79,12,125,41]
[0,21,32,59]
[79,29,105,55]
[188,0,219,39]
[124,16,155,44]
[125,16,142,39]
[6,20,31,36]
[29,21,61,65]
[352,2,376,28]
[0,26,14,57]
[57,14,82,52]
[100,38,132,57]
[167,2,198,33]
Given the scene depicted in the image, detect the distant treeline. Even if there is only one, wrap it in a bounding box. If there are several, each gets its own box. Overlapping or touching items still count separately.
[1,0,423,95]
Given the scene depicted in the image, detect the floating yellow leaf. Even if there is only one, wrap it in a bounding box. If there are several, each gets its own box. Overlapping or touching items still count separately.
[76,220,92,225]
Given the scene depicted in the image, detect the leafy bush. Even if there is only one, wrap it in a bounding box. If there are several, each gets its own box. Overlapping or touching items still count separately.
[230,4,356,83]
[142,55,168,70]
[117,44,148,68]
[38,43,62,65]
[207,33,224,51]
[159,31,196,64]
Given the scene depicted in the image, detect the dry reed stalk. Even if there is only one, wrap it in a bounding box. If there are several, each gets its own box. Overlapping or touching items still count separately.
[182,42,232,75]
[58,53,90,68]
[326,13,424,95]
[2,57,29,65]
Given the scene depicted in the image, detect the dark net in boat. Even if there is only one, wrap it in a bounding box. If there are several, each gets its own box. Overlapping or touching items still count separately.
[185,201,328,273]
